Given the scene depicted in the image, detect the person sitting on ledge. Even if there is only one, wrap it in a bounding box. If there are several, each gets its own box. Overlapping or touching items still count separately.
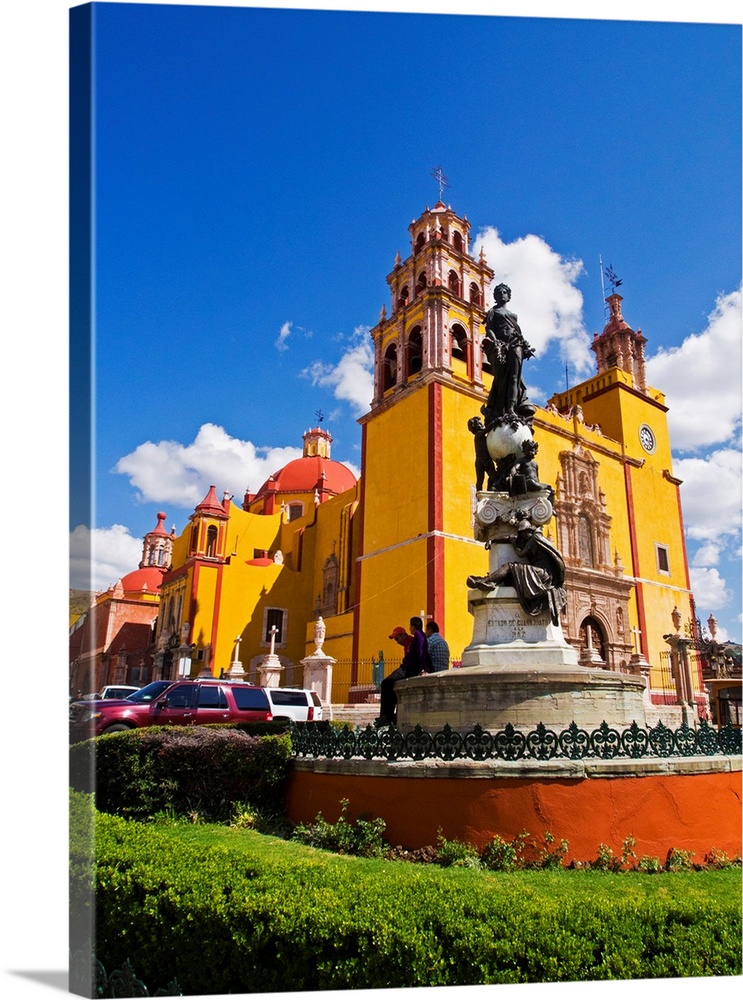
[425,621,450,672]
[377,617,432,726]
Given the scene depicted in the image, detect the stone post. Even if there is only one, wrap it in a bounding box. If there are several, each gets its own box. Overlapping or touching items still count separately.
[300,616,336,709]
[663,621,698,725]
[628,625,652,707]
[258,625,284,687]
[224,634,246,681]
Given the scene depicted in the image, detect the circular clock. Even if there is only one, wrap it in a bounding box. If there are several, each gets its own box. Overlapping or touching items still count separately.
[639,424,656,454]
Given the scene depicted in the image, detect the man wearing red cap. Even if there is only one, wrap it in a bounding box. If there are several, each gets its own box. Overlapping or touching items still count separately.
[388,625,412,654]
[377,617,431,726]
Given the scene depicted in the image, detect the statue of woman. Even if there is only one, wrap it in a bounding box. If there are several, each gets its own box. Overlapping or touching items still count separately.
[482,283,536,426]
[314,616,326,651]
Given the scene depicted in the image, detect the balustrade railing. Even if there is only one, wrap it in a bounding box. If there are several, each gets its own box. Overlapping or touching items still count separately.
[289,718,741,762]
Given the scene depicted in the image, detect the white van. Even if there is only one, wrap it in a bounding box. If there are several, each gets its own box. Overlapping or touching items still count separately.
[263,687,323,722]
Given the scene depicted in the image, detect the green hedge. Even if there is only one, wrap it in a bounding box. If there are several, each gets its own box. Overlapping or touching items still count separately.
[75,796,742,995]
[69,726,292,821]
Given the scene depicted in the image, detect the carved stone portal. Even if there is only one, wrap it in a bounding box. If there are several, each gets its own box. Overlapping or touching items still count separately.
[554,446,634,671]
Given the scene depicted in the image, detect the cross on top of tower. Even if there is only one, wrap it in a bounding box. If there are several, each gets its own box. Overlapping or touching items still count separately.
[431,165,450,202]
[604,263,623,294]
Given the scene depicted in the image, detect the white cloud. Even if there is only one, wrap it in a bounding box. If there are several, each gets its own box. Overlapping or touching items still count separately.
[472,227,592,374]
[689,566,732,612]
[303,325,374,417]
[275,320,293,352]
[525,382,547,405]
[70,523,143,591]
[692,541,722,567]
[115,423,303,507]
[675,447,743,545]
[712,622,731,643]
[646,287,742,452]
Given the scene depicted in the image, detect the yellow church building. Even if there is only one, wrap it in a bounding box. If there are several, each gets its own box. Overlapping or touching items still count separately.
[153,201,704,716]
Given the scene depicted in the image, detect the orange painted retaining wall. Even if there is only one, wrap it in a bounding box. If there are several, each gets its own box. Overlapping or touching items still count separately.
[286,759,742,862]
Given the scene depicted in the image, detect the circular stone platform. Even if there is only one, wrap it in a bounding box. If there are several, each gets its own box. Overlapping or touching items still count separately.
[395,663,648,732]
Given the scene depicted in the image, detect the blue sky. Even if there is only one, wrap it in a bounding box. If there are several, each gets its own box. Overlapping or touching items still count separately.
[3,1,741,997]
[68,2,741,643]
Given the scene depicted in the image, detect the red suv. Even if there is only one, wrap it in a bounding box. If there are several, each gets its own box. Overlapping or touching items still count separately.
[69,679,272,742]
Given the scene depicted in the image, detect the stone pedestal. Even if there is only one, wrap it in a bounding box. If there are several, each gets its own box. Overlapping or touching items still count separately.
[258,654,283,688]
[301,653,336,708]
[462,587,578,669]
[224,660,246,680]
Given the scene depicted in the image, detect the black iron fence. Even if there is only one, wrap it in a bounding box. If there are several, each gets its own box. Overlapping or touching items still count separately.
[289,718,742,763]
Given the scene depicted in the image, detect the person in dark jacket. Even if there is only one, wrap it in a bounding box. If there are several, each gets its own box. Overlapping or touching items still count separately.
[377,616,431,726]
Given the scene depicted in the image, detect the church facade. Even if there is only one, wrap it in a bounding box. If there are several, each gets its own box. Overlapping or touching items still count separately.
[121,201,702,713]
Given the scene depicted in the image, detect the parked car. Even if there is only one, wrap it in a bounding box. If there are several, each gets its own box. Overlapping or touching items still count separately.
[69,679,272,741]
[263,687,323,722]
[74,684,142,702]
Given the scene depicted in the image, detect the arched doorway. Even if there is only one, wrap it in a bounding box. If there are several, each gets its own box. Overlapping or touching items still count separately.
[579,615,607,664]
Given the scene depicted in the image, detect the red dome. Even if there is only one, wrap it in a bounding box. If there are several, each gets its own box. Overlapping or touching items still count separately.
[256,454,356,498]
[119,566,166,594]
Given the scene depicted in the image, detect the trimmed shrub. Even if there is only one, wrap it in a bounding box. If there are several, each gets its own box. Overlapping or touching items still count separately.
[69,726,292,822]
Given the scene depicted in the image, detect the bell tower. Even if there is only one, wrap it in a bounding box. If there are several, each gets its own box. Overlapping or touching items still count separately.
[354,203,494,663]
[370,202,494,406]
[591,292,648,393]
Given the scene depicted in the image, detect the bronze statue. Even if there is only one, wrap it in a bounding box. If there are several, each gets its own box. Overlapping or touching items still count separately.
[467,416,496,491]
[482,283,536,428]
[510,438,555,507]
[466,519,567,624]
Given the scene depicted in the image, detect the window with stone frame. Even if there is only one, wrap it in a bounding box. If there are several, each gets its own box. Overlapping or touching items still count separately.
[655,543,670,575]
[263,607,287,646]
[287,502,304,522]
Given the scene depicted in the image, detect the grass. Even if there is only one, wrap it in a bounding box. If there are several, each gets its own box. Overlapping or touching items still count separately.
[155,816,742,906]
